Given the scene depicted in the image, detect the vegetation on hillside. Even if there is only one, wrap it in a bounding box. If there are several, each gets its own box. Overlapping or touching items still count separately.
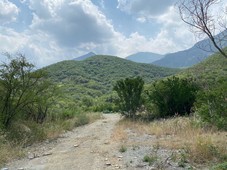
[43,55,179,111]
[182,53,227,130]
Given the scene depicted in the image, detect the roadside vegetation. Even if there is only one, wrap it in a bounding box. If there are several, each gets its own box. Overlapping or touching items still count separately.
[112,52,227,168]
[0,54,102,166]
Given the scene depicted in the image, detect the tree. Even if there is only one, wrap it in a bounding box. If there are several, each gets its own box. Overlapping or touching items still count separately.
[178,0,227,58]
[113,77,144,118]
[0,54,53,128]
[147,76,199,118]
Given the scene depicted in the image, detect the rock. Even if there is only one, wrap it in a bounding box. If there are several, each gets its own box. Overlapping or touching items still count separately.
[136,164,146,168]
[118,156,123,158]
[27,152,35,160]
[1,168,9,170]
[74,144,79,147]
[105,162,111,166]
[17,168,24,170]
[104,141,109,144]
[42,152,52,157]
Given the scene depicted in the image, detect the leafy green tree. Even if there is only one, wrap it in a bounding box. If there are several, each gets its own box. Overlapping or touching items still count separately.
[0,54,53,128]
[113,77,144,118]
[147,76,199,118]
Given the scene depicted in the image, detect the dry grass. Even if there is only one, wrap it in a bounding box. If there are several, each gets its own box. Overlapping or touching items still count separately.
[0,137,24,168]
[116,117,227,166]
[45,112,102,140]
[0,112,102,167]
[111,123,128,142]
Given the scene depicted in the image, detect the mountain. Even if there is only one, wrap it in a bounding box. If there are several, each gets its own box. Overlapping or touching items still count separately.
[153,31,227,68]
[73,52,96,61]
[152,41,213,68]
[126,52,164,63]
[43,55,179,105]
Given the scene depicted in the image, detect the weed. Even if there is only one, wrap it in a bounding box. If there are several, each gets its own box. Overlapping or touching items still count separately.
[116,117,227,166]
[143,155,157,166]
[211,161,227,170]
[0,137,24,167]
[178,150,188,168]
[119,145,127,153]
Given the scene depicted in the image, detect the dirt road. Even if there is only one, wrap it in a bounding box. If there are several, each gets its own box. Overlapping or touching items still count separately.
[7,114,124,170]
[6,114,193,170]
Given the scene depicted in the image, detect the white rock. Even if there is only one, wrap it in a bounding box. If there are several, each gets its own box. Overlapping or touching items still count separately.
[106,162,111,166]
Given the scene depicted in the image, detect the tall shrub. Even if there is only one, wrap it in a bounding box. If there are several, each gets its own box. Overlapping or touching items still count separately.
[113,77,144,118]
[195,81,227,130]
[147,76,199,118]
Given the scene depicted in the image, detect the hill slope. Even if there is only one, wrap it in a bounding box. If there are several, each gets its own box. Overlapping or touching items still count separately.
[126,52,163,63]
[180,52,227,87]
[44,55,179,103]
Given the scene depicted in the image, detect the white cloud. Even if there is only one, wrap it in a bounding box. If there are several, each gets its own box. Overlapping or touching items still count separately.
[29,0,117,47]
[136,17,146,23]
[0,0,197,68]
[111,31,185,57]
[0,0,20,24]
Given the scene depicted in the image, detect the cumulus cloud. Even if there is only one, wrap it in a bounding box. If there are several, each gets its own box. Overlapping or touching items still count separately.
[0,0,197,67]
[110,31,186,57]
[29,0,117,47]
[0,0,20,24]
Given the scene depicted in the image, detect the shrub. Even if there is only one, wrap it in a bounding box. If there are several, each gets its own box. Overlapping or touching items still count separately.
[113,77,144,118]
[211,162,227,170]
[146,76,199,118]
[195,82,227,130]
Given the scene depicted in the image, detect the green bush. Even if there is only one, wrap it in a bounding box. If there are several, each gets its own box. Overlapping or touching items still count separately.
[113,77,144,118]
[211,162,227,170]
[146,76,199,118]
[195,82,227,130]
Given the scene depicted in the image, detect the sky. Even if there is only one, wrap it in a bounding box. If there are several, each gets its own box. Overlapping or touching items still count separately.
[0,0,226,67]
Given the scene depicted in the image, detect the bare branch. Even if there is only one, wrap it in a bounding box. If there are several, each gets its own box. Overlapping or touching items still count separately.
[177,0,227,58]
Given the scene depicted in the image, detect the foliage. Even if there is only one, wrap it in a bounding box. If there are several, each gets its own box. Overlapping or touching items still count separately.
[0,54,53,128]
[181,53,227,130]
[194,81,227,130]
[113,77,144,118]
[146,76,199,118]
[43,55,179,111]
[211,162,227,170]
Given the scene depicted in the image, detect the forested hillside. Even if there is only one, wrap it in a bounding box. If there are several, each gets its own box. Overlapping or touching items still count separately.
[43,55,179,109]
[181,53,227,87]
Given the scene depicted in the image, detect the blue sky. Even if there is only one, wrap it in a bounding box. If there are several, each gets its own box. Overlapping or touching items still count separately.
[0,0,226,67]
